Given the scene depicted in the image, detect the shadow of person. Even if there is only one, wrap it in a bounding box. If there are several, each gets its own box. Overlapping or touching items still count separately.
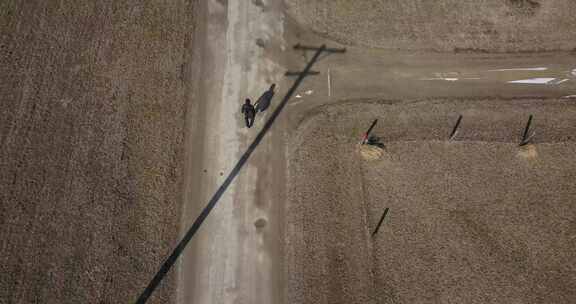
[255,83,275,113]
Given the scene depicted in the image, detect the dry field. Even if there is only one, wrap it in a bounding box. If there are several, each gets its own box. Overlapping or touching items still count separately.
[0,1,194,303]
[3,0,576,303]
[286,99,576,303]
[286,0,576,52]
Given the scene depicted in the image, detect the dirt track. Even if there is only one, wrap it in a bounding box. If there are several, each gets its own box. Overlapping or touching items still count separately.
[0,1,194,303]
[287,99,576,303]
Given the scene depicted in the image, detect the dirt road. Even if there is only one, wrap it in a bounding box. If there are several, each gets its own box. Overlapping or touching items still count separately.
[177,1,286,303]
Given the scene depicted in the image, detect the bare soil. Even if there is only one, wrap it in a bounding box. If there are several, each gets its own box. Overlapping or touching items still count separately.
[286,0,576,52]
[4,1,576,303]
[0,1,195,303]
[286,99,576,303]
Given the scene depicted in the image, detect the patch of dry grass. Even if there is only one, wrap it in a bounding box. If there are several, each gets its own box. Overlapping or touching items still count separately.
[286,0,576,52]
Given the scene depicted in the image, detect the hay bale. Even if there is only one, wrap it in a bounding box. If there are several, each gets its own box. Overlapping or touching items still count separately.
[518,144,538,160]
[358,144,384,161]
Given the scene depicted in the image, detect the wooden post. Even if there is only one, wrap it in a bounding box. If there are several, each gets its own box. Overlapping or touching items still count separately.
[362,119,378,144]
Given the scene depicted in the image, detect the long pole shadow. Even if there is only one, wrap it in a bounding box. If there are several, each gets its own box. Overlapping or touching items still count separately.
[134,45,327,304]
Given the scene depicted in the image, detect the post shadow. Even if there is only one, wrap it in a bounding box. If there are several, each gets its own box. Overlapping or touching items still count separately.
[520,114,534,146]
[372,208,389,236]
[449,115,463,141]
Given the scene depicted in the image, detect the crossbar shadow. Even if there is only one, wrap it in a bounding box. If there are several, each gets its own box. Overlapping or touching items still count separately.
[134,45,327,304]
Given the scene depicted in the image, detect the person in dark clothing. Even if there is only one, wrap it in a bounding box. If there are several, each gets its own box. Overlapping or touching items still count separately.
[241,98,256,128]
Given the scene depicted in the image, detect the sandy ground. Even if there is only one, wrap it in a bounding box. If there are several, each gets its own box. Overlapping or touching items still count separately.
[286,0,576,52]
[287,99,576,303]
[0,1,194,303]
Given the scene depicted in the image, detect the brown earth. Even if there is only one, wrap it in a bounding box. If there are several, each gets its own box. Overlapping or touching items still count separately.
[0,1,195,303]
[4,1,576,303]
[286,99,576,303]
[286,0,576,52]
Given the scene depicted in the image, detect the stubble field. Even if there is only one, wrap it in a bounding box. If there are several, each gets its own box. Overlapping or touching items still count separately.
[286,99,576,303]
[0,1,194,303]
[286,0,576,52]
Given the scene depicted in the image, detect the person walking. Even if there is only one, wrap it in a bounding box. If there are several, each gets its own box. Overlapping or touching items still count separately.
[241,98,256,128]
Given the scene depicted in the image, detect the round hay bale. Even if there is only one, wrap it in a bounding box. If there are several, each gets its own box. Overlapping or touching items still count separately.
[359,144,384,161]
[518,144,538,160]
